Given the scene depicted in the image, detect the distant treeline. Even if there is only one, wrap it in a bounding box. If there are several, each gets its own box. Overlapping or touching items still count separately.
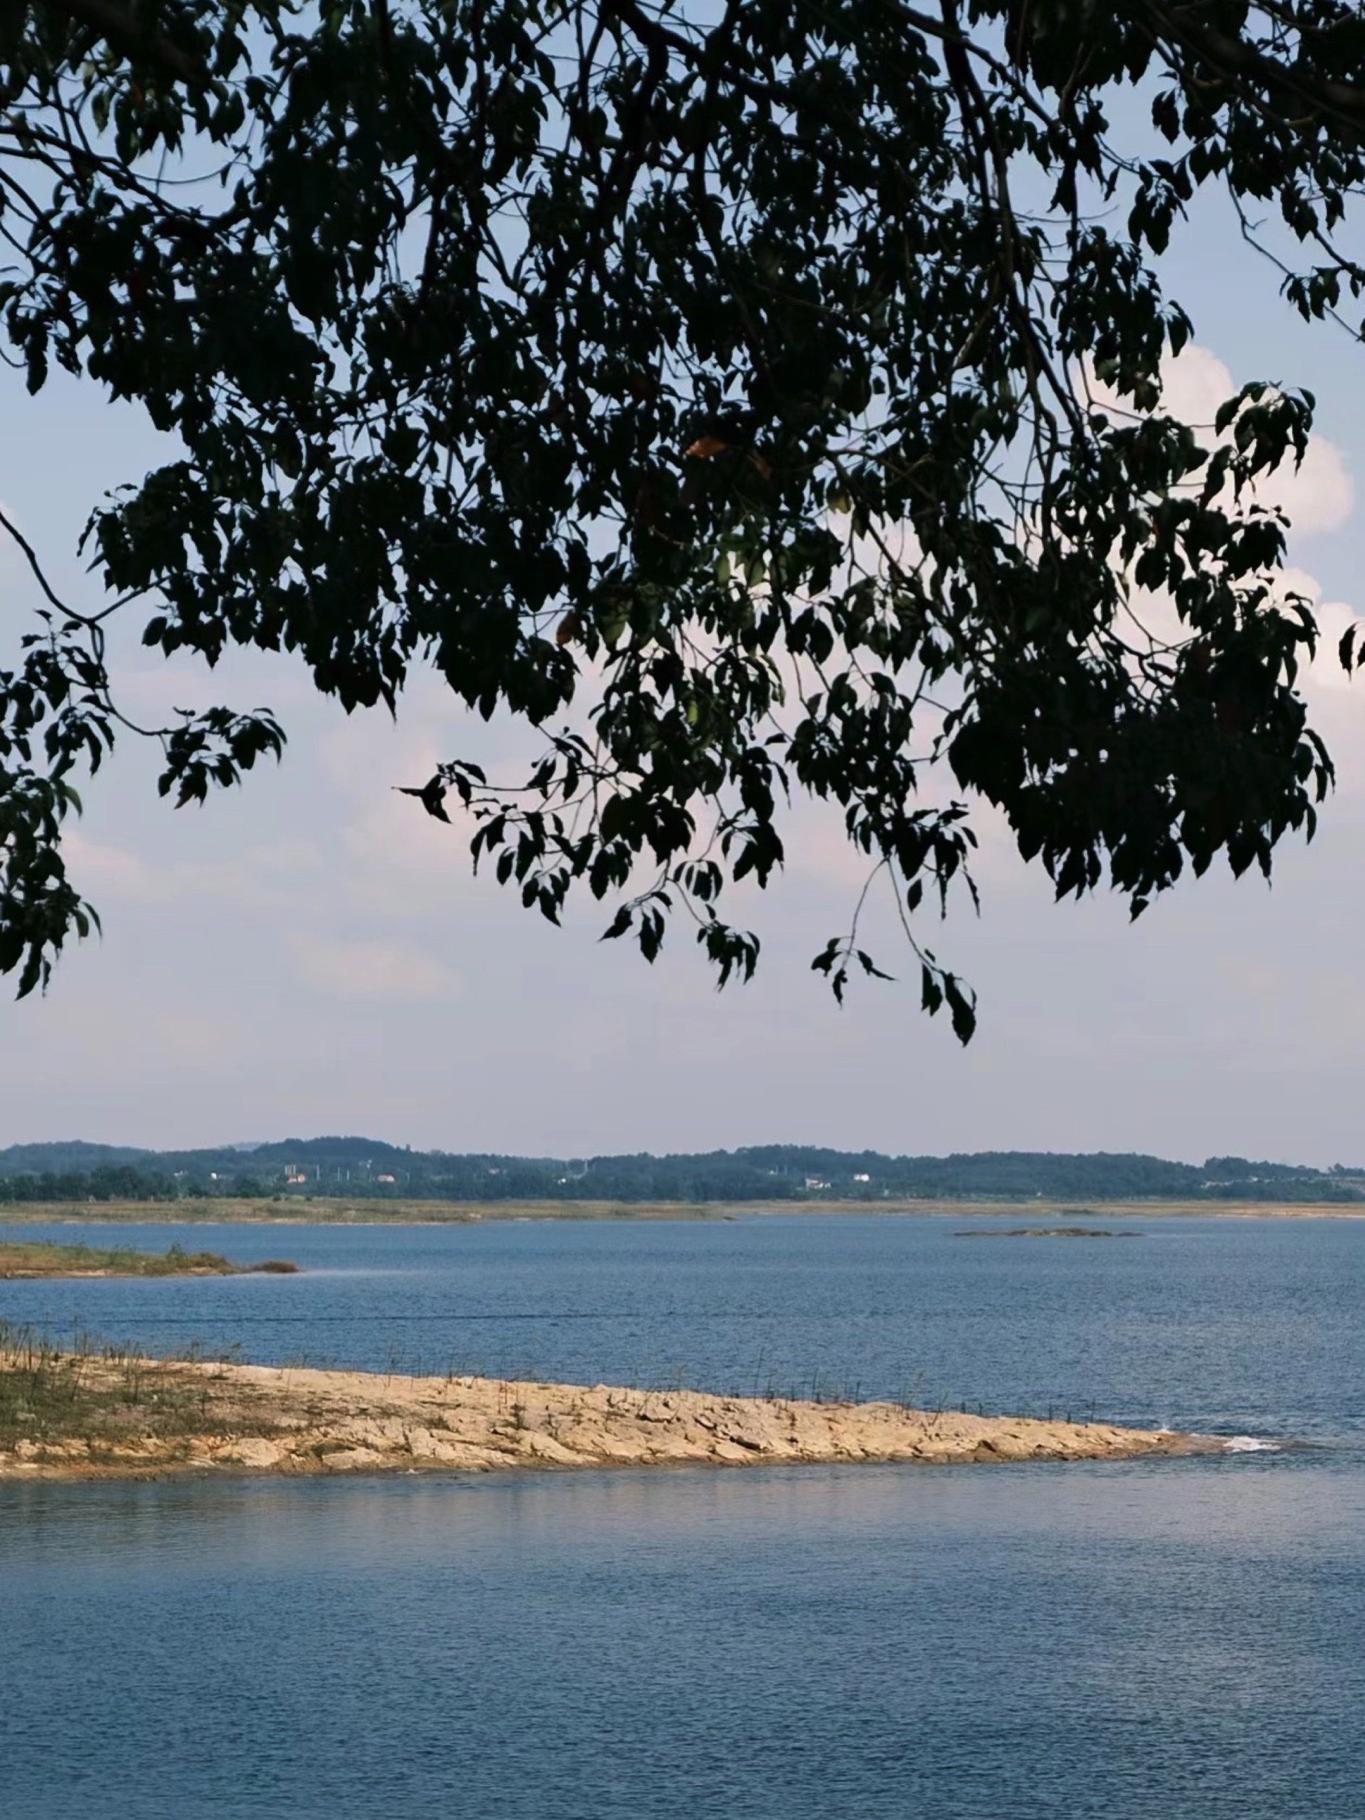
[0,1166,266,1205]
[0,1140,1362,1205]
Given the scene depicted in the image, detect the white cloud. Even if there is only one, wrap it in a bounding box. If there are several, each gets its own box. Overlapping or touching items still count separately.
[64,832,318,910]
[1270,566,1355,694]
[63,833,155,900]
[290,935,462,1003]
[1092,343,1354,536]
[315,704,484,916]
[1167,347,1352,535]
[1085,346,1362,752]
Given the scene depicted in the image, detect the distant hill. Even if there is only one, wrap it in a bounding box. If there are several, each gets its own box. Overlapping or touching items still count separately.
[0,1141,156,1173]
[1,1139,1362,1206]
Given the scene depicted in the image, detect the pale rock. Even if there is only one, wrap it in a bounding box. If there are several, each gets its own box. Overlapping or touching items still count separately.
[642,1431,702,1461]
[718,1408,783,1453]
[573,1427,646,1461]
[710,1440,752,1463]
[318,1446,387,1471]
[215,1437,285,1469]
[521,1431,587,1466]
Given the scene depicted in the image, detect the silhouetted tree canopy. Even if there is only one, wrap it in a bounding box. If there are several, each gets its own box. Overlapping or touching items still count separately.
[3,1,1364,1030]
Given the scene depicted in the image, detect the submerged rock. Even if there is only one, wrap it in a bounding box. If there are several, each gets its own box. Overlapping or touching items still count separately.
[954,1226,1141,1239]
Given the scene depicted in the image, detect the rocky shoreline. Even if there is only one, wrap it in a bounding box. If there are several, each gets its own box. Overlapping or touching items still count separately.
[0,1354,1212,1482]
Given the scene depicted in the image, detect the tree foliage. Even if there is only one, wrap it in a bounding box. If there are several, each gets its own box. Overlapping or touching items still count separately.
[2,0,1364,1027]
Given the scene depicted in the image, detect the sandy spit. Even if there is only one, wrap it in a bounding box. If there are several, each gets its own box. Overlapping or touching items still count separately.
[0,1357,1212,1483]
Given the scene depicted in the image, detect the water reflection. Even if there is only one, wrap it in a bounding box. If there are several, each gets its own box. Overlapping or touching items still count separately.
[3,1214,1364,1818]
[3,1458,1363,1819]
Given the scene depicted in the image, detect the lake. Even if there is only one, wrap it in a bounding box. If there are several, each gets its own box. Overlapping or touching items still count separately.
[2,1213,1363,1817]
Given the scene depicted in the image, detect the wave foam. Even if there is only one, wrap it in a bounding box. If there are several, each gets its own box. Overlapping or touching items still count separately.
[1223,1435,1280,1453]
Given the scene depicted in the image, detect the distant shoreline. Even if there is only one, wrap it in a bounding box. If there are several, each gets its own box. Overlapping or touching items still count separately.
[2,1196,1364,1227]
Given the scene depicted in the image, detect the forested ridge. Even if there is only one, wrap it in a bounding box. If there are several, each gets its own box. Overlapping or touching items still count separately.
[0,1140,1360,1205]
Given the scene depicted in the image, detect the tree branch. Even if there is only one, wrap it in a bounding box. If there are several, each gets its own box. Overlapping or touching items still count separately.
[1142,1,1365,134]
[45,0,205,86]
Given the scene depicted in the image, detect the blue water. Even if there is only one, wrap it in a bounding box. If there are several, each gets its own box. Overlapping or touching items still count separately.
[2,1214,1364,1818]
[1,1212,1362,1438]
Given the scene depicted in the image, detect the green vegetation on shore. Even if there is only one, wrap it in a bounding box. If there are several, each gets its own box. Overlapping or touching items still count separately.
[0,1322,280,1459]
[0,1240,298,1278]
[2,1139,1365,1209]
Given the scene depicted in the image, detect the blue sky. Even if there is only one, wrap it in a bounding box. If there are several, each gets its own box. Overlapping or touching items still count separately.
[3,167,1364,1164]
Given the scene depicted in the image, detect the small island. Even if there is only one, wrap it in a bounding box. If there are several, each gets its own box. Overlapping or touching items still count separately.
[0,1240,298,1280]
[954,1227,1141,1240]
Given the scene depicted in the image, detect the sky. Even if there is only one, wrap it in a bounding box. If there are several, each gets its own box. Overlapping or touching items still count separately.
[3,153,1365,1165]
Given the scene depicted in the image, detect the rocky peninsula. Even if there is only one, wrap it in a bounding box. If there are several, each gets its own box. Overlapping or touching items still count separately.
[0,1347,1208,1481]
